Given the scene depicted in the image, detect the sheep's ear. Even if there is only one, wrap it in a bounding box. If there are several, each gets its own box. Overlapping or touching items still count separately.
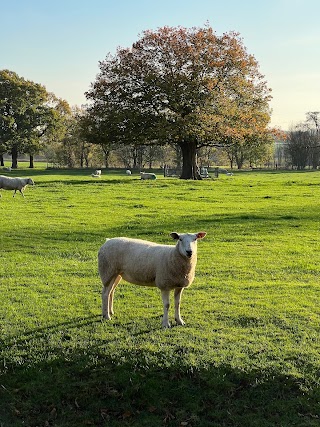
[170,232,180,240]
[196,232,207,240]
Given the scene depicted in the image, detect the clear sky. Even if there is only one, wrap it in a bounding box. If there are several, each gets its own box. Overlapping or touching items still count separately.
[1,0,320,130]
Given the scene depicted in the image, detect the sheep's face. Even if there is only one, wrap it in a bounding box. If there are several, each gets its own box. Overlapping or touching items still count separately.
[170,232,207,258]
[27,178,34,185]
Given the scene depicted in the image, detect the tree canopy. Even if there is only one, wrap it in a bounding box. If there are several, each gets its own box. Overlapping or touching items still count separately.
[86,25,272,178]
[0,69,70,168]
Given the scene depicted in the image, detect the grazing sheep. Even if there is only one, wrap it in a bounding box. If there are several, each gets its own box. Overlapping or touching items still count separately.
[91,169,102,178]
[140,172,157,180]
[126,170,132,175]
[220,168,233,176]
[98,231,207,328]
[3,167,12,172]
[0,175,34,198]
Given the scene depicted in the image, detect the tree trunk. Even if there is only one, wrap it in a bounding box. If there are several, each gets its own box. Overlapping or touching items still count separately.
[104,151,110,168]
[0,154,4,167]
[179,141,202,180]
[29,155,34,168]
[235,150,244,169]
[132,147,138,169]
[11,145,18,169]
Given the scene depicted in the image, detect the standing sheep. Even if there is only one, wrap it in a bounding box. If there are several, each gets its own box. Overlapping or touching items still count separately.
[98,231,207,327]
[0,176,34,197]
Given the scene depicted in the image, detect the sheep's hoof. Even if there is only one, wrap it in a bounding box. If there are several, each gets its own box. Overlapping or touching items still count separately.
[102,314,111,320]
[175,318,185,326]
[162,321,171,329]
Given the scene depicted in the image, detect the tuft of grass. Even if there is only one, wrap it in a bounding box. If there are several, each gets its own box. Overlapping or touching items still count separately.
[0,168,320,426]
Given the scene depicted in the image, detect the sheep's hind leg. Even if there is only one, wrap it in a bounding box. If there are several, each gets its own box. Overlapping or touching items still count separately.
[109,275,121,315]
[174,288,185,325]
[102,275,121,320]
[161,289,171,328]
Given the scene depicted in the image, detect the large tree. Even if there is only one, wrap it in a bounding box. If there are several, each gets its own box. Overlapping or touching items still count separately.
[0,70,64,168]
[86,26,272,179]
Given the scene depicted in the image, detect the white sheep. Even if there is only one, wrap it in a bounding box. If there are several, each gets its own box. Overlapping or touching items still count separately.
[91,169,102,178]
[98,231,207,327]
[140,172,157,180]
[0,175,34,198]
[126,170,132,175]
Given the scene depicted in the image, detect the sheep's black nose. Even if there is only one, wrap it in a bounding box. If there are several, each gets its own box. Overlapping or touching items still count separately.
[186,250,192,258]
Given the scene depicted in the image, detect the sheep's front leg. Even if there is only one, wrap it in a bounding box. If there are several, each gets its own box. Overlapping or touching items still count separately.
[161,289,171,328]
[174,288,185,325]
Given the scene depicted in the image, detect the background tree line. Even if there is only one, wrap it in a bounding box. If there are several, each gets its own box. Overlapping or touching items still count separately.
[1,26,319,174]
[0,68,272,172]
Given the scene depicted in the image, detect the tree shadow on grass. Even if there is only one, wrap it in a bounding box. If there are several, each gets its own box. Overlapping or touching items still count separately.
[0,317,319,427]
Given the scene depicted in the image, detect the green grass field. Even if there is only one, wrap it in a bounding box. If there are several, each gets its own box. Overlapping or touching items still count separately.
[0,168,319,426]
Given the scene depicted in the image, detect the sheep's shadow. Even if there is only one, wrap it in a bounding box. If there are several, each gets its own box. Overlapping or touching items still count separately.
[0,316,318,427]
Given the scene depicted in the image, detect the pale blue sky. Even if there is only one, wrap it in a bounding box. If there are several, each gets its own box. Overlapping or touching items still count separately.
[1,0,320,129]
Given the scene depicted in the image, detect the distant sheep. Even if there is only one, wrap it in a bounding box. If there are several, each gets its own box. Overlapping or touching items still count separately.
[3,167,12,172]
[91,169,102,178]
[126,170,132,175]
[98,231,207,328]
[140,172,156,180]
[0,175,34,198]
[220,168,233,176]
